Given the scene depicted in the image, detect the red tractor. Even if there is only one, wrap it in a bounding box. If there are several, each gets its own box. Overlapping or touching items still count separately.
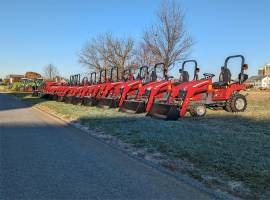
[119,63,169,113]
[96,68,134,108]
[81,69,108,106]
[64,74,81,103]
[148,55,249,120]
[145,60,200,114]
[40,81,60,99]
[71,73,97,105]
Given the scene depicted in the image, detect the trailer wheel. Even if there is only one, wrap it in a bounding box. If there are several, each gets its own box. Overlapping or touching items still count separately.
[189,104,207,117]
[230,93,247,112]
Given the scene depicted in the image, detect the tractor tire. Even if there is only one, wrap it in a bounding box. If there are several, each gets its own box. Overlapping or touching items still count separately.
[224,98,233,112]
[189,103,207,117]
[230,93,247,112]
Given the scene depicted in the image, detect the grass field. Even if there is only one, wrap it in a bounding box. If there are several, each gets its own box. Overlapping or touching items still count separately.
[9,90,270,199]
[0,85,9,92]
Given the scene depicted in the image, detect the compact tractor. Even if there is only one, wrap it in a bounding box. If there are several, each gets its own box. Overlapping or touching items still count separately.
[81,69,107,106]
[96,68,134,108]
[148,55,249,120]
[119,63,170,113]
[70,74,97,105]
[40,81,60,99]
[144,60,200,113]
[63,74,81,103]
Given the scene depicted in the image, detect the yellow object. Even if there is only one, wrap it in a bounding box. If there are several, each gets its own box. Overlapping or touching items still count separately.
[208,84,212,91]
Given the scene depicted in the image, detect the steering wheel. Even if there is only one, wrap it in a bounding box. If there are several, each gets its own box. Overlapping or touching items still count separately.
[203,73,215,79]
[166,75,174,80]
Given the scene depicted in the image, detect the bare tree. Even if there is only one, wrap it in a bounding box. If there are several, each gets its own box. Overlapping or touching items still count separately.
[43,64,59,80]
[79,33,134,74]
[135,43,157,67]
[141,0,194,70]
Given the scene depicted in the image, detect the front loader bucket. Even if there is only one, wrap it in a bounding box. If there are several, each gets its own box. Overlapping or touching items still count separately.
[72,96,83,105]
[147,103,179,120]
[64,96,73,104]
[57,96,65,102]
[52,94,58,101]
[81,97,97,106]
[119,100,146,114]
[48,94,54,100]
[96,97,119,108]
[41,93,49,99]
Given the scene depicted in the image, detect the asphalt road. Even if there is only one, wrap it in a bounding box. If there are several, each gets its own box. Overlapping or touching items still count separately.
[0,93,216,200]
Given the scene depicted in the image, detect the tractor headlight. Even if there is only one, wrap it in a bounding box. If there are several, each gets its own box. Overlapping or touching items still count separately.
[144,88,151,97]
[179,89,187,99]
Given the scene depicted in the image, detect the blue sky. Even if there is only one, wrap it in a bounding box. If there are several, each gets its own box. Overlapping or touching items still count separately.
[0,0,269,79]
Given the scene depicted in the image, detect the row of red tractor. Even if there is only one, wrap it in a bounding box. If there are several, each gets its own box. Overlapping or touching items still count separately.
[40,55,249,120]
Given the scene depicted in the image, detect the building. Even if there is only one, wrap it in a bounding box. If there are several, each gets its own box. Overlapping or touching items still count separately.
[246,75,270,88]
[258,63,270,76]
[258,69,264,76]
[255,76,270,88]
[6,74,24,84]
[247,76,270,88]
[24,71,42,79]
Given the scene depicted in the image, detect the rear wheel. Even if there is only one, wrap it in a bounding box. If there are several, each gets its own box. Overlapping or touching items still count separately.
[189,103,207,117]
[230,93,247,112]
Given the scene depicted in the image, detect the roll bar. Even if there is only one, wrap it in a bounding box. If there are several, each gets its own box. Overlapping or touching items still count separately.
[139,66,149,79]
[81,77,88,86]
[180,60,199,80]
[98,68,107,83]
[90,72,97,84]
[224,55,247,73]
[110,66,119,82]
[122,68,132,81]
[69,74,80,86]
[154,63,166,77]
[224,55,248,83]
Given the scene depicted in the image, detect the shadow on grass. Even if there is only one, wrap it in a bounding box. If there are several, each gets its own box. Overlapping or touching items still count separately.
[77,114,270,199]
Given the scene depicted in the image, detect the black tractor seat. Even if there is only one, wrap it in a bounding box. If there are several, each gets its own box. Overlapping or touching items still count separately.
[212,81,229,89]
[179,71,189,82]
[213,66,232,88]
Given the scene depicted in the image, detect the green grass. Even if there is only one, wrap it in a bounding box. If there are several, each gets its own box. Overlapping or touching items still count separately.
[9,91,270,199]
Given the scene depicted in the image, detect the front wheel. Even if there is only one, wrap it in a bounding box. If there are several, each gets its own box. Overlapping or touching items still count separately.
[230,93,247,112]
[189,103,207,117]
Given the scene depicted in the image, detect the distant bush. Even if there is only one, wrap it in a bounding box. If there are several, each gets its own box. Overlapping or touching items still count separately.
[11,82,23,91]
[11,81,40,91]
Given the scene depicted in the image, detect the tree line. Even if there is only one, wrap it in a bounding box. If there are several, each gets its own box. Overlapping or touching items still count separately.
[79,0,193,75]
[42,0,193,81]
